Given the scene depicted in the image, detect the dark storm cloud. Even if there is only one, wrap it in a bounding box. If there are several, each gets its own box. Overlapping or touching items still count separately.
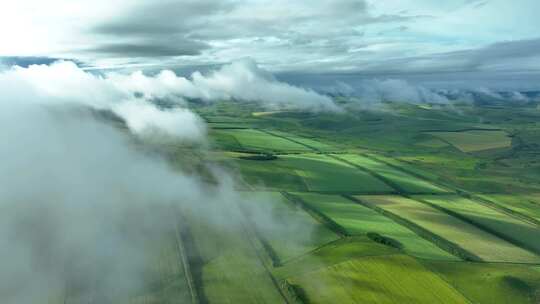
[87,40,209,57]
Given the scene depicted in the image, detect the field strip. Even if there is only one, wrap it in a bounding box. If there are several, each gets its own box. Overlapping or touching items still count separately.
[364,154,540,226]
[257,129,319,152]
[344,195,482,262]
[467,194,540,227]
[282,191,349,237]
[327,154,405,194]
[412,196,540,255]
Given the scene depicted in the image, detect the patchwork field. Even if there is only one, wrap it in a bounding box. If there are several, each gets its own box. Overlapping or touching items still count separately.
[289,254,469,304]
[338,154,449,194]
[415,195,540,254]
[241,192,340,263]
[478,193,540,222]
[292,193,458,260]
[426,130,511,152]
[358,195,540,263]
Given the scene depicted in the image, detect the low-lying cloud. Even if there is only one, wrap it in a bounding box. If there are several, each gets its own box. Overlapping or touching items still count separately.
[107,58,340,111]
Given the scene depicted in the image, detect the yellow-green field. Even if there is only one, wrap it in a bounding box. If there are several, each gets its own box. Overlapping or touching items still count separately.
[426,130,511,152]
[415,195,540,254]
[359,195,540,263]
[290,254,469,304]
[295,193,458,260]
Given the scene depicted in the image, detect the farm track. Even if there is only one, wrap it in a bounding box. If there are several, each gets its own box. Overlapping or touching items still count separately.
[174,210,206,304]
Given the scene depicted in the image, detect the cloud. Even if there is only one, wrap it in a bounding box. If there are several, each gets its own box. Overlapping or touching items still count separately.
[189,59,340,111]
[107,58,340,111]
[0,61,207,140]
[111,101,206,140]
[0,58,320,303]
[324,78,448,104]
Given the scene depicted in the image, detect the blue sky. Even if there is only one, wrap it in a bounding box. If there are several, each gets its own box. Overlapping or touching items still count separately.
[1,0,539,89]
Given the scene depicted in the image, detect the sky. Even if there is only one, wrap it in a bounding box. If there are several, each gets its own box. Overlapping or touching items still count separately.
[1,0,540,90]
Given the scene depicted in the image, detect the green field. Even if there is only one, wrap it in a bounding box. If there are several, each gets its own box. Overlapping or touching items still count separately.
[359,195,540,263]
[211,129,312,152]
[289,254,469,304]
[478,193,540,222]
[426,130,511,152]
[235,154,394,193]
[284,154,394,193]
[426,261,540,304]
[184,209,286,303]
[241,192,340,262]
[293,193,458,260]
[338,154,449,194]
[415,195,540,254]
[266,130,338,151]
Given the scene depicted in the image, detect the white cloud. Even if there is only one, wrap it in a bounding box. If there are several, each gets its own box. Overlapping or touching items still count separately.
[0,61,207,140]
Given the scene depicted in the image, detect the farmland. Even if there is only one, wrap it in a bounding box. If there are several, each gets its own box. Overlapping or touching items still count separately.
[415,195,540,254]
[426,130,512,152]
[289,254,468,304]
[337,154,449,194]
[358,195,540,263]
[62,99,540,303]
[291,192,458,260]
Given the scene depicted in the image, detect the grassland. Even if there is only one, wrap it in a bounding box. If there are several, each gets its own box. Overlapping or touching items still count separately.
[358,195,540,263]
[338,154,449,194]
[426,261,540,304]
[426,130,511,152]
[289,254,469,304]
[415,195,540,254]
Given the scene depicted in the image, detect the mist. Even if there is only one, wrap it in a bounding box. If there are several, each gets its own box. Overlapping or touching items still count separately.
[0,61,318,303]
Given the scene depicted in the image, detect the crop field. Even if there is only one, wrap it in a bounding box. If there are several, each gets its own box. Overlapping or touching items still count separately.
[265,130,337,151]
[284,154,394,193]
[415,195,540,254]
[478,194,540,222]
[338,154,449,194]
[293,193,458,260]
[240,192,340,262]
[426,130,511,152]
[98,101,540,304]
[289,254,469,304]
[184,209,286,303]
[235,154,394,193]
[359,195,540,263]
[426,261,540,304]
[211,129,312,152]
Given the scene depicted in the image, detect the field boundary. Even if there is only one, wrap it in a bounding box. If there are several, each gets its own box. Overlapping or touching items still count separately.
[344,195,483,262]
